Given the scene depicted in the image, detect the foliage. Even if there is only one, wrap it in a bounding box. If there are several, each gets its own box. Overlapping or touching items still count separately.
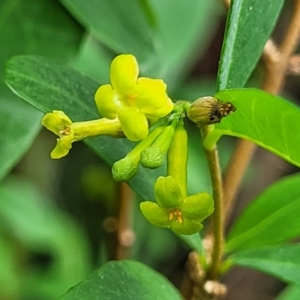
[1,0,300,299]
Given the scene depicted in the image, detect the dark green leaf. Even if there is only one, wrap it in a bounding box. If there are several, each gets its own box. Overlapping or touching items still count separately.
[226,173,300,252]
[204,89,300,168]
[61,0,156,64]
[0,99,41,182]
[5,55,163,200]
[217,0,284,90]
[228,244,300,285]
[60,260,183,300]
[277,285,300,300]
[0,0,83,181]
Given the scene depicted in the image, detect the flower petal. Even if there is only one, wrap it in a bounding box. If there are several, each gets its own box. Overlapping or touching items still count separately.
[140,201,170,228]
[154,176,183,209]
[135,78,173,116]
[182,193,214,221]
[42,110,72,135]
[110,54,138,93]
[148,98,174,118]
[171,219,203,235]
[50,138,72,159]
[118,107,148,141]
[94,84,118,119]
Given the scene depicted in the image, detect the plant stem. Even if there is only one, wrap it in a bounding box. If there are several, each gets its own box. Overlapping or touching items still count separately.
[201,126,223,280]
[223,0,300,227]
[115,182,135,259]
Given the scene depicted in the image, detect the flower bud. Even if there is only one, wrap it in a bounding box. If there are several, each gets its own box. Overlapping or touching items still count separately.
[187,96,236,125]
[111,126,164,182]
[112,156,138,182]
[141,123,176,169]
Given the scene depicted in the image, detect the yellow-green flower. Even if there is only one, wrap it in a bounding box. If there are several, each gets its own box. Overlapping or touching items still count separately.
[94,54,174,141]
[140,176,214,235]
[42,110,123,159]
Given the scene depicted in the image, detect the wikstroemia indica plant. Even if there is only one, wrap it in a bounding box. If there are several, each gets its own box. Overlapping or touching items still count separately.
[42,54,235,235]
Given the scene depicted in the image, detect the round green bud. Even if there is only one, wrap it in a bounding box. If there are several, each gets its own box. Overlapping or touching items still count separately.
[187,96,236,125]
[112,157,138,182]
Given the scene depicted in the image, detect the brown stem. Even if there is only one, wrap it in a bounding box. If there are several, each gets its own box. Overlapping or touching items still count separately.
[223,140,256,224]
[115,182,135,259]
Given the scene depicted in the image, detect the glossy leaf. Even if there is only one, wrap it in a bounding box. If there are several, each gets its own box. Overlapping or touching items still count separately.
[62,0,156,64]
[204,89,300,168]
[277,285,300,300]
[226,173,300,252]
[0,0,83,181]
[217,0,284,90]
[60,260,183,300]
[229,244,300,285]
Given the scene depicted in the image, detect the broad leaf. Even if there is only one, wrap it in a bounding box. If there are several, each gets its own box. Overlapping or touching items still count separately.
[228,244,300,285]
[204,89,300,168]
[0,0,83,181]
[226,173,300,252]
[277,285,300,300]
[149,0,220,85]
[62,0,156,65]
[60,260,183,300]
[217,0,284,90]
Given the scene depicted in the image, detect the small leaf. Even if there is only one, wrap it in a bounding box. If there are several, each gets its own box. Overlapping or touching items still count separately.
[226,173,300,252]
[228,244,300,285]
[60,260,183,300]
[217,0,284,90]
[204,89,300,168]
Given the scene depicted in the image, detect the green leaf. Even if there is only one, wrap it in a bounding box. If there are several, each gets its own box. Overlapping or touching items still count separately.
[226,173,300,252]
[0,0,83,181]
[149,0,221,85]
[228,244,300,285]
[61,0,156,64]
[60,260,183,300]
[204,88,300,168]
[217,0,284,90]
[0,99,41,182]
[277,285,300,300]
[5,55,164,200]
[0,176,91,299]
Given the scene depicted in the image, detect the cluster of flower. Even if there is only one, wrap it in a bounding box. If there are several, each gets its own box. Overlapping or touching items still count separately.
[42,54,216,235]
